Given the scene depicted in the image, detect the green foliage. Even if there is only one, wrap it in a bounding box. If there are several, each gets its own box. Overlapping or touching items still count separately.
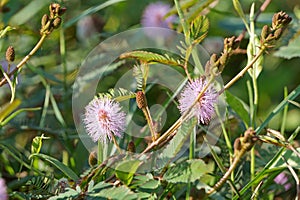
[120,50,185,68]
[163,159,210,183]
[190,15,209,44]
[157,118,197,168]
[31,134,50,154]
[226,91,250,126]
[29,153,79,180]
[98,88,136,102]
[274,35,300,59]
[115,159,141,186]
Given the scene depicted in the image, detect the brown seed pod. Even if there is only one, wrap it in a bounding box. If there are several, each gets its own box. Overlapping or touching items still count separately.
[6,46,15,62]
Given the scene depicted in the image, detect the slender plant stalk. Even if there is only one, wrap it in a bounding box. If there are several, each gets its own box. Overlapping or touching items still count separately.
[141,106,157,142]
[0,34,48,87]
[111,134,122,154]
[98,140,103,165]
[220,47,265,94]
[186,126,196,199]
[280,87,288,135]
[174,0,190,44]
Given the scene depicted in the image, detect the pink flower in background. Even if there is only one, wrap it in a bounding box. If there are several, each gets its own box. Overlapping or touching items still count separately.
[0,178,8,200]
[83,97,126,143]
[141,2,176,39]
[178,78,218,125]
[274,172,292,191]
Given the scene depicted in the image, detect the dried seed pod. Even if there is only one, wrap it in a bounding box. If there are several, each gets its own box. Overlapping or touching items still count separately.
[136,91,147,109]
[6,46,15,62]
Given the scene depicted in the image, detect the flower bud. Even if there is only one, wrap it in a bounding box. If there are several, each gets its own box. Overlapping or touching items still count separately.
[136,91,147,109]
[261,25,269,40]
[53,17,62,29]
[88,151,98,167]
[127,141,136,153]
[58,7,67,16]
[6,46,15,62]
[219,52,228,66]
[274,28,283,40]
[210,53,218,64]
[233,137,242,152]
[41,14,49,27]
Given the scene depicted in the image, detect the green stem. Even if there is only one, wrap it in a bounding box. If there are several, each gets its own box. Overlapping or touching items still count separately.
[174,0,190,44]
[59,23,68,110]
[255,85,300,135]
[174,0,204,77]
[111,134,122,154]
[186,126,196,199]
[98,140,103,165]
[280,87,288,135]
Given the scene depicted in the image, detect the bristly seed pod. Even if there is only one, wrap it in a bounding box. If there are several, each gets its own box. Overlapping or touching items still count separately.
[136,91,147,109]
[6,46,15,62]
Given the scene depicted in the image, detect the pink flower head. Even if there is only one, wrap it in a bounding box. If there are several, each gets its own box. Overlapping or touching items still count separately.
[83,97,126,143]
[178,78,218,124]
[141,2,176,39]
[274,172,292,191]
[0,178,8,200]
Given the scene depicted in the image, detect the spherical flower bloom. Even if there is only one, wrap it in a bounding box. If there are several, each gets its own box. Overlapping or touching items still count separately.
[141,2,176,39]
[83,97,126,143]
[274,172,292,191]
[0,178,8,200]
[178,78,218,124]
